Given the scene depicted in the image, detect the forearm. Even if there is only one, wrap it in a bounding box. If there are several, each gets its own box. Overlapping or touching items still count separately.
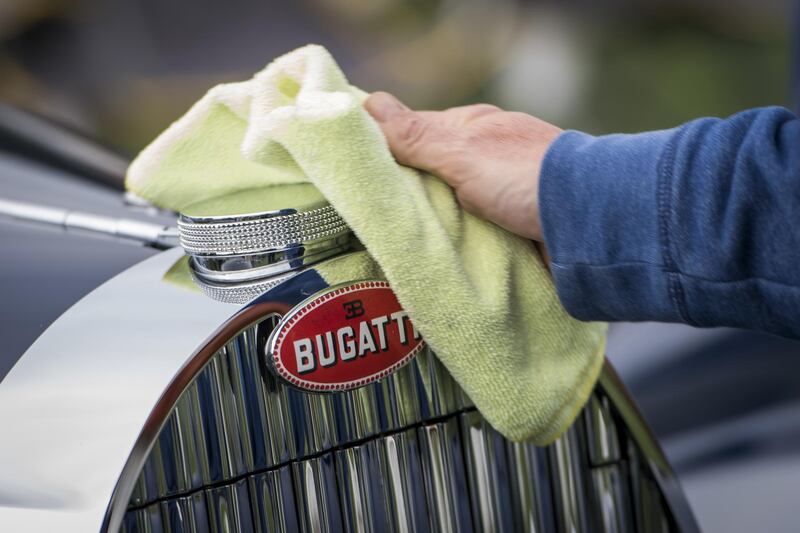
[540,106,800,338]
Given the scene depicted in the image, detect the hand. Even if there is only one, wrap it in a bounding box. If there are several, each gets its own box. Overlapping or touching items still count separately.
[365,91,562,243]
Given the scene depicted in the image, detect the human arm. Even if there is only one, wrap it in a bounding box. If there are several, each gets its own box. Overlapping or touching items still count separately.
[365,93,800,338]
[540,106,800,338]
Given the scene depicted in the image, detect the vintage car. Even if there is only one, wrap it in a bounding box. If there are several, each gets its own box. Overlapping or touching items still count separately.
[0,103,700,532]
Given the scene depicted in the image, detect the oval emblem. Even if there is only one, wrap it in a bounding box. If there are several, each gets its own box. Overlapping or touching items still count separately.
[266,281,424,392]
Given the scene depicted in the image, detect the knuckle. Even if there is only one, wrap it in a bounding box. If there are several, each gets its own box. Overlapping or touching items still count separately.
[468,103,502,115]
[398,115,429,149]
[447,103,501,122]
[466,118,519,146]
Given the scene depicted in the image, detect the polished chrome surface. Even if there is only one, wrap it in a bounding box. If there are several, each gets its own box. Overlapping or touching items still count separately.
[178,205,350,257]
[179,207,358,308]
[0,197,179,248]
[177,202,356,302]
[627,438,673,533]
[129,327,471,506]
[0,242,699,532]
[591,465,634,533]
[121,503,163,533]
[119,330,694,533]
[0,156,177,383]
[378,429,429,532]
[336,441,385,532]
[159,492,210,533]
[506,437,557,532]
[249,467,298,532]
[0,248,240,532]
[585,392,622,466]
[418,418,473,533]
[190,233,353,283]
[293,453,343,533]
[206,479,254,533]
[190,270,296,304]
[460,411,514,532]
[598,365,699,533]
[550,425,592,532]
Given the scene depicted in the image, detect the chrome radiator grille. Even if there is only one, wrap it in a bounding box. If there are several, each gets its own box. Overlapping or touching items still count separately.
[122,318,678,533]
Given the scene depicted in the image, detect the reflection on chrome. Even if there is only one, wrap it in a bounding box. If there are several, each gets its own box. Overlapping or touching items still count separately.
[122,312,693,532]
[179,204,357,304]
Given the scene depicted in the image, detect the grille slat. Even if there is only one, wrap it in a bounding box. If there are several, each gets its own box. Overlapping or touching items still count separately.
[584,393,622,467]
[206,479,254,533]
[379,430,430,533]
[293,454,343,533]
[250,467,298,532]
[460,411,516,532]
[506,438,557,532]
[161,493,209,533]
[335,440,386,532]
[418,418,474,533]
[549,424,594,532]
[591,465,635,533]
[217,339,255,477]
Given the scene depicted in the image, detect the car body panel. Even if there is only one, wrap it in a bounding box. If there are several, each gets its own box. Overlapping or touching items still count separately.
[0,149,174,382]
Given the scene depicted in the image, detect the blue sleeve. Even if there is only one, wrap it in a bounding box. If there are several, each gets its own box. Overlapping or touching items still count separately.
[539,106,800,338]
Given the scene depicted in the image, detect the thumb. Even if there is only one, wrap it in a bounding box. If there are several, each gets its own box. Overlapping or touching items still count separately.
[365,91,446,174]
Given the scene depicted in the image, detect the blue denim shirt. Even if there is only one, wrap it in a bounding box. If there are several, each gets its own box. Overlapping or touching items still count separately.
[539,14,800,338]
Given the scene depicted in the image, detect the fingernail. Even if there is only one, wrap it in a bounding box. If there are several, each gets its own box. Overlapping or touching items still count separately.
[366,91,408,122]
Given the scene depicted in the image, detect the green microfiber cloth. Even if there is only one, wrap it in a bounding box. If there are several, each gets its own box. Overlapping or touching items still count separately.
[127,44,607,444]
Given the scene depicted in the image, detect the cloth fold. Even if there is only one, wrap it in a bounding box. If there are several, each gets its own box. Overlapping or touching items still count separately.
[127,44,607,444]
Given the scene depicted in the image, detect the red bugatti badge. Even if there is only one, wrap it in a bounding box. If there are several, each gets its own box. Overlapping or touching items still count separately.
[265,281,425,392]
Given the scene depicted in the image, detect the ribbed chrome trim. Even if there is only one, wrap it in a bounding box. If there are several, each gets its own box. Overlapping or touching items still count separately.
[178,206,350,256]
[191,270,295,304]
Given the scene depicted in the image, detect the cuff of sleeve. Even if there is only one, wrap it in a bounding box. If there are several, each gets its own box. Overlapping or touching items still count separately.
[539,128,682,323]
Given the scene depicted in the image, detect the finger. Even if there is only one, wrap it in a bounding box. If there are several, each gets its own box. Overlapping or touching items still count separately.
[365,92,448,174]
[364,91,409,122]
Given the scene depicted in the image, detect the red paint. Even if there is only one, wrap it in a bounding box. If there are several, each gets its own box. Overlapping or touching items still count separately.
[267,281,424,392]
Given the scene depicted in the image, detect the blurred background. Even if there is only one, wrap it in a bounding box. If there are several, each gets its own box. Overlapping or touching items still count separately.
[0,0,791,156]
[0,0,797,531]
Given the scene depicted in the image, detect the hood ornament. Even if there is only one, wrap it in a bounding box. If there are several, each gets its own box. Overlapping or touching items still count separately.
[177,198,355,303]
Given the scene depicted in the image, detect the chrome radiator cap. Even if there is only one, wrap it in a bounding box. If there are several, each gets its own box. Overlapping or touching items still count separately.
[176,185,355,302]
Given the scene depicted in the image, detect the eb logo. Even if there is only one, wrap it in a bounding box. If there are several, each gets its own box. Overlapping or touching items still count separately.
[343,299,365,319]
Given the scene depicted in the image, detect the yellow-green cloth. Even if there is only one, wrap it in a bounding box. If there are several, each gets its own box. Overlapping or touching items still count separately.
[127,44,607,444]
